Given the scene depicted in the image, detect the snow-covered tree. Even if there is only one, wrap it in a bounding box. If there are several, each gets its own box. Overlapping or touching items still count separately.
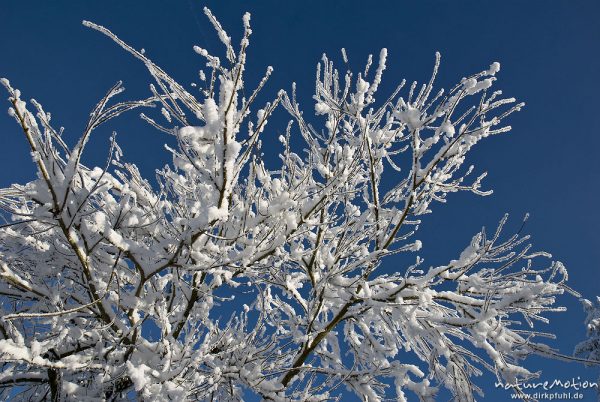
[0,8,582,401]
[575,298,600,399]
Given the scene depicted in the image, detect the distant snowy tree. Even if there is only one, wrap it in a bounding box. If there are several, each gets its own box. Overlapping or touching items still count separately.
[0,8,585,401]
[575,298,600,398]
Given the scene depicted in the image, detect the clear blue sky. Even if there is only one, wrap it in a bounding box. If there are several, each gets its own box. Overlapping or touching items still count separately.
[1,1,599,399]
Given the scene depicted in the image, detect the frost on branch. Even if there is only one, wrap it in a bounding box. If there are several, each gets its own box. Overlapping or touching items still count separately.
[0,9,580,402]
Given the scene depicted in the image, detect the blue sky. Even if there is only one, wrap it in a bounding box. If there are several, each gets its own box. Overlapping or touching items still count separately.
[1,1,599,400]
